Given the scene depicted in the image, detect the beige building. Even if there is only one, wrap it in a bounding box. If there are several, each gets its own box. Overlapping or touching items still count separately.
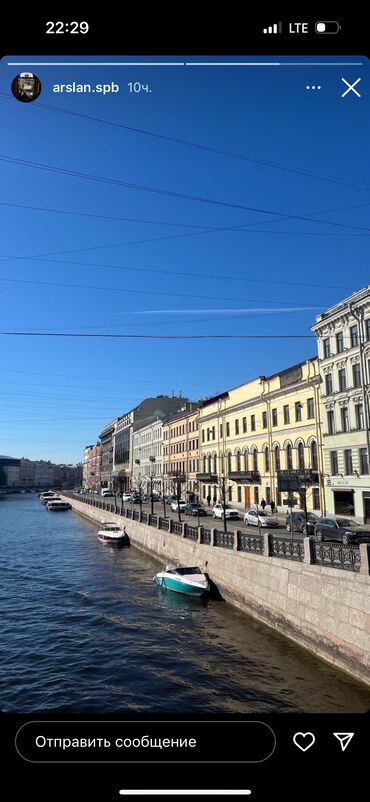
[132,418,163,493]
[197,359,324,512]
[311,286,370,522]
[162,404,200,500]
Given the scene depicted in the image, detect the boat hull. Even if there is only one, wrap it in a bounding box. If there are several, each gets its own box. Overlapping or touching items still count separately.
[97,534,127,547]
[155,575,209,596]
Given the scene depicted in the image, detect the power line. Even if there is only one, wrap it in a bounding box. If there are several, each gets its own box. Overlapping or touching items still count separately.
[2,92,369,193]
[1,153,369,233]
[0,331,315,339]
[0,275,323,308]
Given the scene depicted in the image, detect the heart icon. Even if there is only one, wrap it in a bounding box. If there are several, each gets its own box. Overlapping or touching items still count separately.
[293,732,316,752]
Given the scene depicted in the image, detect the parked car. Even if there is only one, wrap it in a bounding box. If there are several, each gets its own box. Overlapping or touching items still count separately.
[121,493,133,502]
[213,503,239,520]
[183,502,207,517]
[171,500,187,512]
[243,509,279,528]
[131,493,142,503]
[286,510,320,534]
[313,516,370,545]
[165,495,177,505]
[101,489,114,497]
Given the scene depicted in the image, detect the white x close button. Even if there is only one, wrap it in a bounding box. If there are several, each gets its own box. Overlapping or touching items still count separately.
[341,77,362,98]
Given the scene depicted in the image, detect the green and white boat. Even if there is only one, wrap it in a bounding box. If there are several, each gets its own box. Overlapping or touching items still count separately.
[154,565,210,597]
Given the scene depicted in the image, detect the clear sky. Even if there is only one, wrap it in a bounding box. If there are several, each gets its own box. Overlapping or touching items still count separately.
[0,55,369,463]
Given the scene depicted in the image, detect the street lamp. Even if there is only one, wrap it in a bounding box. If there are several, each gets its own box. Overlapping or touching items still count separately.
[148,455,156,516]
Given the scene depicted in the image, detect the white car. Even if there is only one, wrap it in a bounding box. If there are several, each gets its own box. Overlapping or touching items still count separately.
[212,503,239,520]
[243,509,279,528]
[121,493,133,502]
[171,500,187,511]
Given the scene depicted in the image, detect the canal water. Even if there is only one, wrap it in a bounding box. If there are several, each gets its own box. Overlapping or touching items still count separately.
[1,495,369,714]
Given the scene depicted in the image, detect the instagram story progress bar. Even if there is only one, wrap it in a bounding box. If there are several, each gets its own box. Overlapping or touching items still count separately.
[119,793,252,797]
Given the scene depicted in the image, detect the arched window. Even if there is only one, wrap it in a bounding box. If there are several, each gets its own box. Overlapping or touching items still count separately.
[298,442,305,470]
[244,450,249,471]
[220,454,224,474]
[208,455,212,473]
[253,448,258,472]
[236,451,241,471]
[203,456,207,472]
[274,446,280,471]
[311,440,318,471]
[227,452,232,473]
[264,447,270,472]
[213,454,217,473]
[286,443,293,470]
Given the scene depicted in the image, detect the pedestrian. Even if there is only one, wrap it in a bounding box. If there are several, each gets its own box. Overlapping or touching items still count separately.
[260,498,266,511]
[270,500,276,515]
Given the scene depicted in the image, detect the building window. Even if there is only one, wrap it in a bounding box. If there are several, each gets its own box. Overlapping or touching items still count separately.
[265,486,271,504]
[311,440,318,471]
[226,422,230,437]
[227,453,232,473]
[253,449,258,472]
[327,410,335,435]
[213,454,217,473]
[283,405,290,424]
[355,404,364,429]
[330,451,339,475]
[366,318,370,341]
[286,444,293,470]
[323,338,331,358]
[344,449,353,475]
[341,406,349,432]
[298,442,305,470]
[295,402,302,422]
[203,457,206,472]
[208,456,212,473]
[274,446,280,471]
[272,408,278,426]
[352,362,361,388]
[235,419,239,435]
[242,417,247,433]
[236,451,241,471]
[262,411,267,428]
[254,486,259,505]
[338,368,346,392]
[237,486,242,503]
[264,447,270,472]
[336,331,344,353]
[244,451,249,471]
[251,415,256,431]
[202,430,205,443]
[325,373,333,395]
[220,423,223,438]
[360,448,369,475]
[350,324,359,348]
[312,487,320,510]
[307,398,314,419]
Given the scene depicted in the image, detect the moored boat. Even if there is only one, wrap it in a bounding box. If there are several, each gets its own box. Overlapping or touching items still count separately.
[154,565,210,596]
[97,522,129,547]
[46,500,72,511]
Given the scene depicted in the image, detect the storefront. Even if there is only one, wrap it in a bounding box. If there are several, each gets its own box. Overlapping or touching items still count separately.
[325,478,370,523]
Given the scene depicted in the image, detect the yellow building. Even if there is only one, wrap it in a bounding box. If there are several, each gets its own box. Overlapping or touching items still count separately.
[163,405,200,499]
[197,359,325,513]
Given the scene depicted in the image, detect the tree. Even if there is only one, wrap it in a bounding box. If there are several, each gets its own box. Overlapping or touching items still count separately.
[169,470,186,522]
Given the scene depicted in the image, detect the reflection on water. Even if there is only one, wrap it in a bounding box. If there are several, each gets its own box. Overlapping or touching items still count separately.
[1,495,369,713]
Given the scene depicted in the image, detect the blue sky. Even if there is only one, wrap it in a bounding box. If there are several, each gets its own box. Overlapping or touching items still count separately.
[0,55,369,463]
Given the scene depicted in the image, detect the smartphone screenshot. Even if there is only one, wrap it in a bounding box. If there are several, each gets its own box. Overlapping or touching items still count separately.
[0,12,368,801]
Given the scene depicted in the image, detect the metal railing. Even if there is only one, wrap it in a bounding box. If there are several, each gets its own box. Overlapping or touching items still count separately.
[159,517,169,531]
[214,530,234,549]
[272,538,304,562]
[200,527,211,545]
[149,514,158,527]
[185,525,198,541]
[312,541,361,572]
[172,521,183,535]
[237,533,263,553]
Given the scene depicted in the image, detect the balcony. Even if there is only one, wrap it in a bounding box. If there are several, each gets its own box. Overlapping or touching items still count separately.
[196,473,218,483]
[228,471,261,484]
[277,469,319,491]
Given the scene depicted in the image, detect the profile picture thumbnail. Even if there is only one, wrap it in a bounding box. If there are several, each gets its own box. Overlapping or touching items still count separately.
[11,72,41,102]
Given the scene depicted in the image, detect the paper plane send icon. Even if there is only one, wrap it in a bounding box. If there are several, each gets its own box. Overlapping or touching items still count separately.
[333,733,354,751]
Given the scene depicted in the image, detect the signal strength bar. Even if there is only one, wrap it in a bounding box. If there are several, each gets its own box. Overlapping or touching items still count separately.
[263,22,282,34]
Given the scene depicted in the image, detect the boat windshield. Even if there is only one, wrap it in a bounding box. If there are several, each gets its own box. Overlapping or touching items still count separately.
[103,526,121,532]
[169,566,202,576]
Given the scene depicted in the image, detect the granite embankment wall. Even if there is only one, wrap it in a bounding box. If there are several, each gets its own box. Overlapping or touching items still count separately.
[64,496,370,686]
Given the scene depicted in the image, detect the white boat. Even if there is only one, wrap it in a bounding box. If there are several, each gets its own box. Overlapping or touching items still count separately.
[154,565,210,596]
[97,522,129,547]
[46,500,72,511]
[40,492,59,504]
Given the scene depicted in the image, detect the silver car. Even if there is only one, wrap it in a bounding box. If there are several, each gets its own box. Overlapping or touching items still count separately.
[244,509,279,528]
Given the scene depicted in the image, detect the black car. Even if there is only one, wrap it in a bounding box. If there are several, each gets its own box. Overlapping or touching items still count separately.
[131,494,142,504]
[313,516,370,545]
[286,510,320,535]
[183,503,207,517]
